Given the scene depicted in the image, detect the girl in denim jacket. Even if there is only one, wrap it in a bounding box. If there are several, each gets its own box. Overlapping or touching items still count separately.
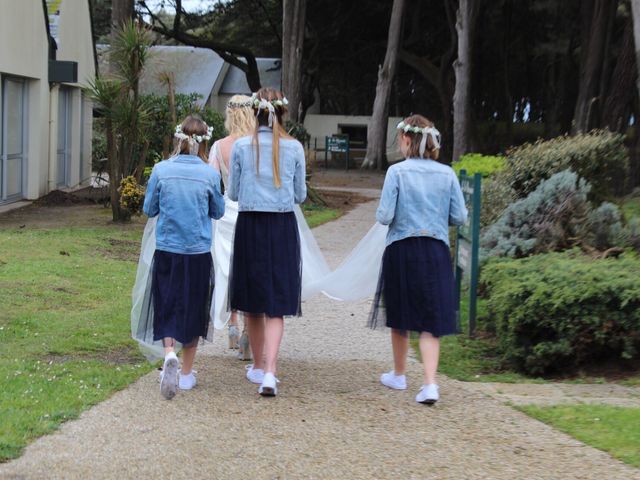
[370,115,468,405]
[228,87,306,397]
[140,115,225,400]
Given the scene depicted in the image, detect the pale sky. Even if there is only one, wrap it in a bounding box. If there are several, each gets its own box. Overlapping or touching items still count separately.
[143,0,224,12]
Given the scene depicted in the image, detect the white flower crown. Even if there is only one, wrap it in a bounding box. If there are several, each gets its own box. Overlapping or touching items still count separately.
[396,120,442,156]
[250,92,289,109]
[174,123,213,143]
[227,100,253,109]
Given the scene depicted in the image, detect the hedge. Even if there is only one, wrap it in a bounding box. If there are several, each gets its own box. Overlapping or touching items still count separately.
[480,250,640,375]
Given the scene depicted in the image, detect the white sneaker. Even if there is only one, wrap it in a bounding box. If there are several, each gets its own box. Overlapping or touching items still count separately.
[258,372,278,396]
[160,352,179,400]
[179,371,197,390]
[415,384,439,404]
[245,364,264,384]
[380,371,407,390]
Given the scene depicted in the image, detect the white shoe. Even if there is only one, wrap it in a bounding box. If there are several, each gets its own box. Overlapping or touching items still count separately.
[258,372,278,396]
[179,371,197,390]
[245,364,264,384]
[380,371,407,390]
[415,384,439,404]
[160,352,179,400]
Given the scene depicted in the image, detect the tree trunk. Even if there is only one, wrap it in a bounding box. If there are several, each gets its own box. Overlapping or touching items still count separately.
[452,0,481,162]
[602,18,637,132]
[109,0,134,220]
[282,0,307,123]
[362,0,406,170]
[572,0,616,134]
[632,0,640,99]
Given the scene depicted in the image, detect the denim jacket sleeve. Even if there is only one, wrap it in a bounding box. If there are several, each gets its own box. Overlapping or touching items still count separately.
[376,168,398,225]
[228,142,241,202]
[143,166,160,218]
[448,174,468,226]
[294,142,307,204]
[209,173,226,219]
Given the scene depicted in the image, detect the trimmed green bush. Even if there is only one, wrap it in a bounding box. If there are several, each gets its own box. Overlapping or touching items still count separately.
[505,130,628,200]
[453,153,506,178]
[480,250,640,375]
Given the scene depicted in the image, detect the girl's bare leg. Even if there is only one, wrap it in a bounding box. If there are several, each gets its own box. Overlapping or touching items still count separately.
[418,332,440,385]
[246,313,265,369]
[263,316,284,374]
[391,329,409,375]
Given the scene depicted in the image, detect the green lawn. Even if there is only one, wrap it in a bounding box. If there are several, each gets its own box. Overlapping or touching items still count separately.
[519,405,640,468]
[0,215,152,462]
[302,204,341,228]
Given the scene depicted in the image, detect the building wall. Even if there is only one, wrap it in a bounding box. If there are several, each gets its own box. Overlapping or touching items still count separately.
[0,0,50,201]
[0,0,95,205]
[54,0,96,188]
[303,114,404,161]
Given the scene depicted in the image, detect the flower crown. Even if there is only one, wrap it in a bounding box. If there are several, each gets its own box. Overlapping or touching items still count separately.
[227,99,253,109]
[250,92,289,109]
[174,123,213,143]
[396,120,442,157]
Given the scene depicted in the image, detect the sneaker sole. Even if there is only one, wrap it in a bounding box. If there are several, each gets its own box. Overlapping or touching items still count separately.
[381,381,407,391]
[259,387,276,396]
[160,357,179,400]
[417,399,438,405]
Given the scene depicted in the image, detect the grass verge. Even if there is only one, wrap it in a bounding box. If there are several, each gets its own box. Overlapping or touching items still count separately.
[302,204,342,228]
[0,216,153,462]
[518,404,640,468]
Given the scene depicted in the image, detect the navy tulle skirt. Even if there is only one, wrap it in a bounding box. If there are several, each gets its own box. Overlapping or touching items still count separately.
[152,250,213,345]
[368,236,459,337]
[229,211,302,317]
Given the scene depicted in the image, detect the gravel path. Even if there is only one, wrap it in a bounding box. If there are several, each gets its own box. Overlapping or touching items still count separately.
[1,200,638,479]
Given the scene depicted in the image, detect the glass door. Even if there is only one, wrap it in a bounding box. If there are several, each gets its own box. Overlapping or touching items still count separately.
[1,76,27,203]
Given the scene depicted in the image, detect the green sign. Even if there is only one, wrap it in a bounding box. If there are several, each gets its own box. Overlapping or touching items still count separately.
[324,135,350,170]
[454,170,481,336]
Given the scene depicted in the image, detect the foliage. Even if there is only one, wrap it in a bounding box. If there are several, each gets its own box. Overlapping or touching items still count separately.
[118,176,145,215]
[144,93,226,163]
[587,202,625,251]
[519,405,640,468]
[504,130,628,200]
[285,121,311,147]
[85,21,153,221]
[91,117,108,172]
[481,170,593,258]
[480,250,640,375]
[0,215,152,461]
[452,153,505,178]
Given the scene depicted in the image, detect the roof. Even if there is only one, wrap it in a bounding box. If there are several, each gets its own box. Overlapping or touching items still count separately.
[139,45,226,106]
[219,57,282,95]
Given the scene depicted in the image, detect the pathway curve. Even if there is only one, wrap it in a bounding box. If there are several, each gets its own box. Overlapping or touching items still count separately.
[1,200,638,479]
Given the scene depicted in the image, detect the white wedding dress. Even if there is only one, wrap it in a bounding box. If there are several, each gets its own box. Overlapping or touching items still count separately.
[132,144,390,361]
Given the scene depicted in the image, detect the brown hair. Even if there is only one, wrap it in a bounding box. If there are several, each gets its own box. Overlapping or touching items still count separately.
[252,87,292,188]
[398,114,440,161]
[172,114,209,163]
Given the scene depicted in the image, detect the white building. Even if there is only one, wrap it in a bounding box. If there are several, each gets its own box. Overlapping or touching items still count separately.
[0,0,95,207]
[138,46,402,163]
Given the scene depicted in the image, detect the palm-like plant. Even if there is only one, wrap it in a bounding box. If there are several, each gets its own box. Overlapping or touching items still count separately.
[86,20,152,221]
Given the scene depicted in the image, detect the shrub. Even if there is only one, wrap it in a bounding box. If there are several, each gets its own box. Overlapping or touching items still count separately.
[285,121,310,146]
[480,250,640,375]
[505,130,628,200]
[481,170,592,258]
[144,93,226,163]
[453,153,506,178]
[118,176,145,215]
[587,202,625,251]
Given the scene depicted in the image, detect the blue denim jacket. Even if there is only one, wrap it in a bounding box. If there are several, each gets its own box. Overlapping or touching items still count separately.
[143,155,225,254]
[228,127,307,211]
[376,158,468,247]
